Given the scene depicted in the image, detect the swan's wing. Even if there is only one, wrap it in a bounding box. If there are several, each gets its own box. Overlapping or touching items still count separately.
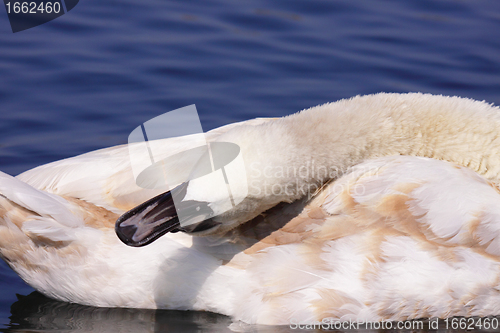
[228,156,500,324]
[0,169,198,307]
[16,118,274,214]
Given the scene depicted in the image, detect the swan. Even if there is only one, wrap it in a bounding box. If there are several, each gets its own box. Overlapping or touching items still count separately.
[1,92,500,325]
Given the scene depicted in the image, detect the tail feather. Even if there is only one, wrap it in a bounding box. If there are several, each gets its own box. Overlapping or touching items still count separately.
[0,171,82,250]
[0,171,81,228]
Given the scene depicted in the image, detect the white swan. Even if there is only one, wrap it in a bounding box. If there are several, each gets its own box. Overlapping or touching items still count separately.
[1,92,500,325]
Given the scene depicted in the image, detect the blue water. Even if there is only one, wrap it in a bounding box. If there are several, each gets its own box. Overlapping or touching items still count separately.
[0,0,500,331]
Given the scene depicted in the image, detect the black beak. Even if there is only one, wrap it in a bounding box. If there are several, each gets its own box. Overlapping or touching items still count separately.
[115,182,219,247]
[115,183,185,247]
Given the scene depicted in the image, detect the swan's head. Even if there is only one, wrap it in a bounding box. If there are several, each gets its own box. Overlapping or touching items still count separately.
[115,174,269,247]
[115,130,276,246]
[115,119,315,247]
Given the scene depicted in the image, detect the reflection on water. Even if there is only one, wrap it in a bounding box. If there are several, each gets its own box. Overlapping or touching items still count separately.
[3,292,234,333]
[2,292,316,333]
[2,292,500,333]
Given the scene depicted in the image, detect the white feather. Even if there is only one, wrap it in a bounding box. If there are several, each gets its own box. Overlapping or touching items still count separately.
[1,93,500,326]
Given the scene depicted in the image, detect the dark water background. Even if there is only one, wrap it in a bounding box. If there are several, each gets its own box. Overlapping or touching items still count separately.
[1,0,500,331]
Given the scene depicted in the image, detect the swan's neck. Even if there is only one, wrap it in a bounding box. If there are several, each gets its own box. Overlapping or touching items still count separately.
[236,93,500,208]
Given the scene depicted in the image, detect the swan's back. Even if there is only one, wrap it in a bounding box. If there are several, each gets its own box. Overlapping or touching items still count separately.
[226,156,500,324]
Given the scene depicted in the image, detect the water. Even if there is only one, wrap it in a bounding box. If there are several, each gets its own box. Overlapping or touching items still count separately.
[0,0,500,331]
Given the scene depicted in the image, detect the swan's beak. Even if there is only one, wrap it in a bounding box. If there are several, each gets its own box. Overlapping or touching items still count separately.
[115,182,218,247]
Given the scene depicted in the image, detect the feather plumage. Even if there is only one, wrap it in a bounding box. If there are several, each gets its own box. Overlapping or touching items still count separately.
[1,93,500,325]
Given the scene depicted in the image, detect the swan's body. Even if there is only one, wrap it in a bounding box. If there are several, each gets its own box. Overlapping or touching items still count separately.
[2,93,500,324]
